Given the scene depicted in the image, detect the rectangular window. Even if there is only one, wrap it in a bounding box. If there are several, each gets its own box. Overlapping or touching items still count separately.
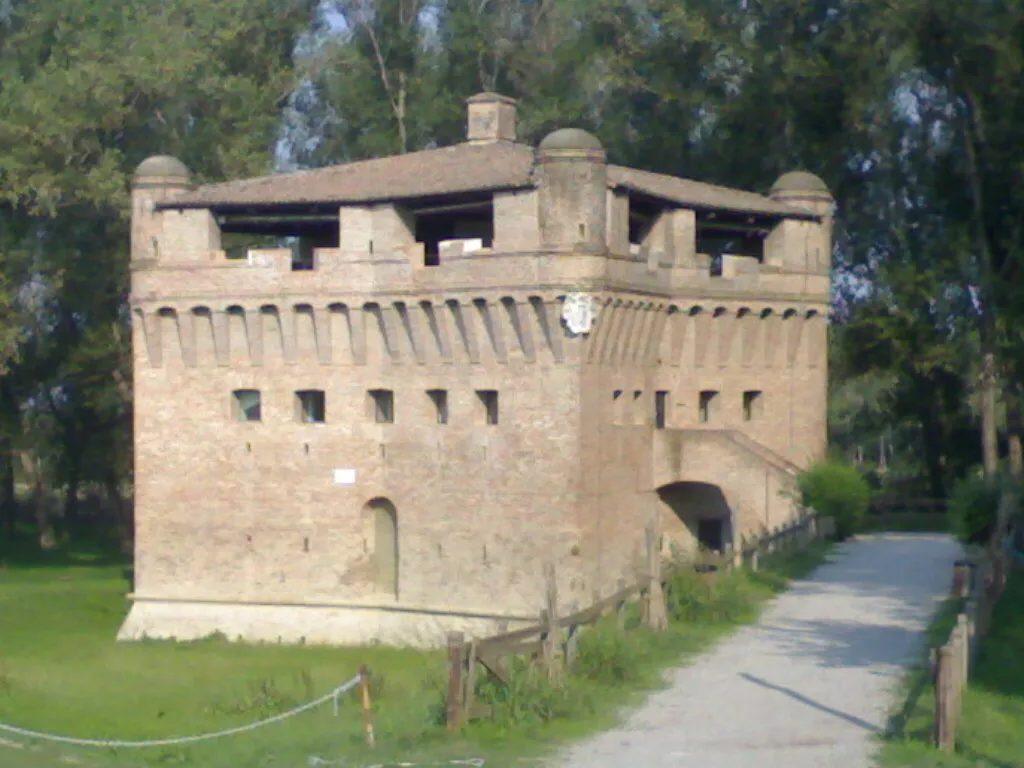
[369,389,394,424]
[233,389,261,422]
[655,391,668,429]
[476,390,499,425]
[743,390,763,421]
[612,389,624,424]
[295,389,326,423]
[427,389,449,424]
[699,390,718,424]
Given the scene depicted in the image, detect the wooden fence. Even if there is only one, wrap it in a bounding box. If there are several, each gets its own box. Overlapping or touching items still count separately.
[931,550,1009,751]
[445,512,833,730]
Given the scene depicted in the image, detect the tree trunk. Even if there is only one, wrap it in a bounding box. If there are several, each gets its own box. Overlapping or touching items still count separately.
[981,349,1000,475]
[106,470,133,556]
[918,394,948,498]
[0,438,14,540]
[1006,391,1023,476]
[19,449,55,550]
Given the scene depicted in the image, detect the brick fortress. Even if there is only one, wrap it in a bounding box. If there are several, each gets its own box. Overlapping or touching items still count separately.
[119,93,833,647]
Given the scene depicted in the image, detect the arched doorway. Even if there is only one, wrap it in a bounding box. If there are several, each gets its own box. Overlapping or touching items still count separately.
[656,482,734,556]
[365,497,398,597]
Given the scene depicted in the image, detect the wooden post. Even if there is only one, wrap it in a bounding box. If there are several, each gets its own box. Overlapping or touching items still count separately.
[616,576,628,632]
[643,524,668,631]
[565,601,580,669]
[359,665,375,747]
[463,640,478,723]
[935,644,954,751]
[541,562,562,681]
[446,631,464,733]
[956,615,969,688]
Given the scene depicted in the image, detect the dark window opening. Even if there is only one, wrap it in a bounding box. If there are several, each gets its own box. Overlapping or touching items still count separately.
[743,390,763,421]
[696,214,769,274]
[233,389,261,422]
[628,196,662,248]
[698,519,725,552]
[476,390,499,425]
[413,197,494,266]
[699,390,718,424]
[655,391,668,429]
[215,211,339,270]
[427,389,449,424]
[369,389,394,424]
[296,389,326,423]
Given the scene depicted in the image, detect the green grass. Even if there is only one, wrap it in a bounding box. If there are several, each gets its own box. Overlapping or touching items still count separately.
[0,537,832,768]
[879,565,1024,768]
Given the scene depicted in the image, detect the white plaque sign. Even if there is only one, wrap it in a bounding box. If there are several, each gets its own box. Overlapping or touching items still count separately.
[333,468,357,486]
[562,292,598,335]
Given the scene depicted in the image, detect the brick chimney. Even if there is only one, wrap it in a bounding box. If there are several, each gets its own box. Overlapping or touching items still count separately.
[466,92,518,144]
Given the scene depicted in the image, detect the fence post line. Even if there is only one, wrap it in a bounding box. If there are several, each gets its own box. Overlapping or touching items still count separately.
[445,631,465,733]
[463,640,478,723]
[541,562,562,681]
[956,614,969,691]
[935,644,954,752]
[643,524,668,631]
[565,601,581,670]
[359,665,375,747]
[615,577,627,632]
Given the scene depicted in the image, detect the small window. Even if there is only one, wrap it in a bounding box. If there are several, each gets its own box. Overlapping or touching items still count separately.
[427,389,449,424]
[296,389,326,423]
[655,391,668,429]
[233,389,261,422]
[612,389,624,424]
[699,390,718,424]
[476,390,499,425]
[369,389,394,424]
[743,390,763,421]
[632,390,643,424]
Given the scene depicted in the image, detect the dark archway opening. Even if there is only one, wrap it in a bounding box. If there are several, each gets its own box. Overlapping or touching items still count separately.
[657,481,734,555]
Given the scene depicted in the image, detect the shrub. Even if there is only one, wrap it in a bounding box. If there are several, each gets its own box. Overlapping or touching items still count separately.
[797,460,870,540]
[948,473,1004,545]
[664,567,757,624]
[572,624,645,686]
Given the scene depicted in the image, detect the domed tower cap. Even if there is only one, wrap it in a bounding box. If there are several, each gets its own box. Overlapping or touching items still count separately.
[133,155,192,186]
[769,170,831,199]
[537,128,605,160]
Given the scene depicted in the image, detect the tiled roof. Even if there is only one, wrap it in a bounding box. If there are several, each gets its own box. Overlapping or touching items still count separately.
[607,166,815,219]
[163,143,814,220]
[166,142,536,207]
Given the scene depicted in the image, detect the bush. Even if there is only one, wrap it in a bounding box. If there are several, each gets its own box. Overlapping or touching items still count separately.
[664,567,758,624]
[797,460,871,540]
[948,473,1004,545]
[572,624,645,686]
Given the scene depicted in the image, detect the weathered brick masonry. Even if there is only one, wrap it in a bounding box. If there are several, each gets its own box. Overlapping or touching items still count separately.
[119,93,833,647]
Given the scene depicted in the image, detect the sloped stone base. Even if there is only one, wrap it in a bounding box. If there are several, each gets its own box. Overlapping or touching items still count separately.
[117,598,530,649]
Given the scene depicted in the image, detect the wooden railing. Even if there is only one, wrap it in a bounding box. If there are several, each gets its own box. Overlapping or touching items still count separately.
[931,550,1009,751]
[445,512,832,730]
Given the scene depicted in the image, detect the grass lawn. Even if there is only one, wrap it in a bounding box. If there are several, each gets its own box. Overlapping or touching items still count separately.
[879,562,1024,768]
[0,537,831,768]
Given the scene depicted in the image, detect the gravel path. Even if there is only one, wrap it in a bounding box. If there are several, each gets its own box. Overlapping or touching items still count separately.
[555,533,963,768]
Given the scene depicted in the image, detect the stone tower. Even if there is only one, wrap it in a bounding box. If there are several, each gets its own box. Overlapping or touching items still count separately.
[119,93,834,648]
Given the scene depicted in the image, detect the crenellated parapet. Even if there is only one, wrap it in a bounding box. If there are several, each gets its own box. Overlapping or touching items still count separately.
[133,294,826,373]
[132,294,569,369]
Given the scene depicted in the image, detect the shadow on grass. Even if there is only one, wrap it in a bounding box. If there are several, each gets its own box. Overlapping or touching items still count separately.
[0,530,129,571]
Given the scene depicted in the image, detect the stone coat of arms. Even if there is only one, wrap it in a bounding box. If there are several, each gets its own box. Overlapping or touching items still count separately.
[562,293,599,335]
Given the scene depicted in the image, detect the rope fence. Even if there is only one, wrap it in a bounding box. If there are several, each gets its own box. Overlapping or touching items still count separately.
[0,674,362,749]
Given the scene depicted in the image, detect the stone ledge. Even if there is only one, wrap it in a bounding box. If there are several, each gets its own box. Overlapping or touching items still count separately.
[118,600,535,649]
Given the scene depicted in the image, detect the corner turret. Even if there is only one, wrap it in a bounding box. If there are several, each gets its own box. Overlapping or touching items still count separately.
[536,128,607,253]
[131,155,193,263]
